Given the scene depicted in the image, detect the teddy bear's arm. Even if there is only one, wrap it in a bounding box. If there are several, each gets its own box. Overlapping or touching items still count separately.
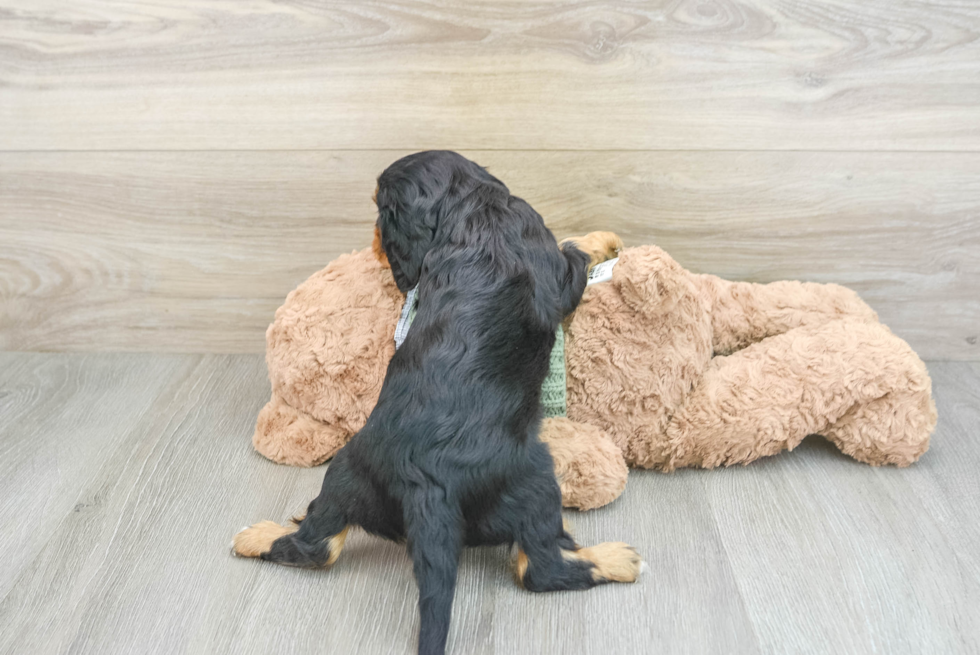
[253,392,354,467]
[538,417,628,511]
[697,274,878,356]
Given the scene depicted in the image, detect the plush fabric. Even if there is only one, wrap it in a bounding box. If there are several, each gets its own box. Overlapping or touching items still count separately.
[564,246,935,472]
[254,248,402,467]
[252,243,936,510]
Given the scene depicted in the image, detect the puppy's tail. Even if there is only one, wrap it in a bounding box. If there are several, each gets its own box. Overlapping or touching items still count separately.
[406,491,463,655]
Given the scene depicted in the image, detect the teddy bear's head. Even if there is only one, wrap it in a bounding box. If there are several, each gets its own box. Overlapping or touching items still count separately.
[612,245,689,318]
[265,246,403,438]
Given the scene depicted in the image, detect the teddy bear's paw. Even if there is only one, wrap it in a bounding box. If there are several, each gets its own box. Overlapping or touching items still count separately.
[566,541,643,583]
[232,520,299,558]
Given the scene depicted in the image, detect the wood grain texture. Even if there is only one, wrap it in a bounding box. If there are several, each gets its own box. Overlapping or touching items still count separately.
[702,360,980,655]
[0,354,977,654]
[496,472,761,654]
[1,1,979,151]
[2,150,977,358]
[0,352,195,599]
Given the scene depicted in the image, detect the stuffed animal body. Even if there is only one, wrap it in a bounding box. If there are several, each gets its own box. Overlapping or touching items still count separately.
[253,239,936,510]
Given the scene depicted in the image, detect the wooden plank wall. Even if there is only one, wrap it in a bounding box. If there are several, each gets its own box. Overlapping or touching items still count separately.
[1,1,978,358]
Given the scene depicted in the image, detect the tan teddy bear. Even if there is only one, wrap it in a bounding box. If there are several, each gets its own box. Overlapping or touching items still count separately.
[253,232,936,510]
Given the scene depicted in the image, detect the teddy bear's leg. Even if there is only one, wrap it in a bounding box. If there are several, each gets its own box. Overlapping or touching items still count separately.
[823,387,935,466]
[538,418,629,510]
[664,319,936,470]
[559,231,624,269]
[819,325,935,466]
[698,275,879,356]
[252,392,353,467]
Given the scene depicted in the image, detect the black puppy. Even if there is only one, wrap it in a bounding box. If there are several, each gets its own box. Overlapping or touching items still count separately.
[234,151,641,655]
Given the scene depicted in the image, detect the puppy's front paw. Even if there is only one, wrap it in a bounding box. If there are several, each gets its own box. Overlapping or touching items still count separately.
[232,520,298,558]
[568,541,643,583]
[561,231,624,269]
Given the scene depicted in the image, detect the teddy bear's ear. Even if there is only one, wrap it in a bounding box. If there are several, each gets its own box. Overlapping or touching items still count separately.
[612,246,688,317]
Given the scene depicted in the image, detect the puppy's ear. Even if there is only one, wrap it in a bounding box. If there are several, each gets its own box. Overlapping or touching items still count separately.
[558,241,590,318]
[375,182,439,292]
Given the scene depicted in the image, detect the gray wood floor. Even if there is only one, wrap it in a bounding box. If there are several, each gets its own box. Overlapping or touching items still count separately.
[0,353,977,655]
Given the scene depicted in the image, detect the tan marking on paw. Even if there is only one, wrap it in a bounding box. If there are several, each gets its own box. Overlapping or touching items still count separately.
[325,526,350,566]
[512,548,530,588]
[233,520,299,558]
[563,542,642,583]
[560,231,625,269]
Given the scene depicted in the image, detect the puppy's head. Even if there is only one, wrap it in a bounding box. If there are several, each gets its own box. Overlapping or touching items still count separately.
[374,151,506,292]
